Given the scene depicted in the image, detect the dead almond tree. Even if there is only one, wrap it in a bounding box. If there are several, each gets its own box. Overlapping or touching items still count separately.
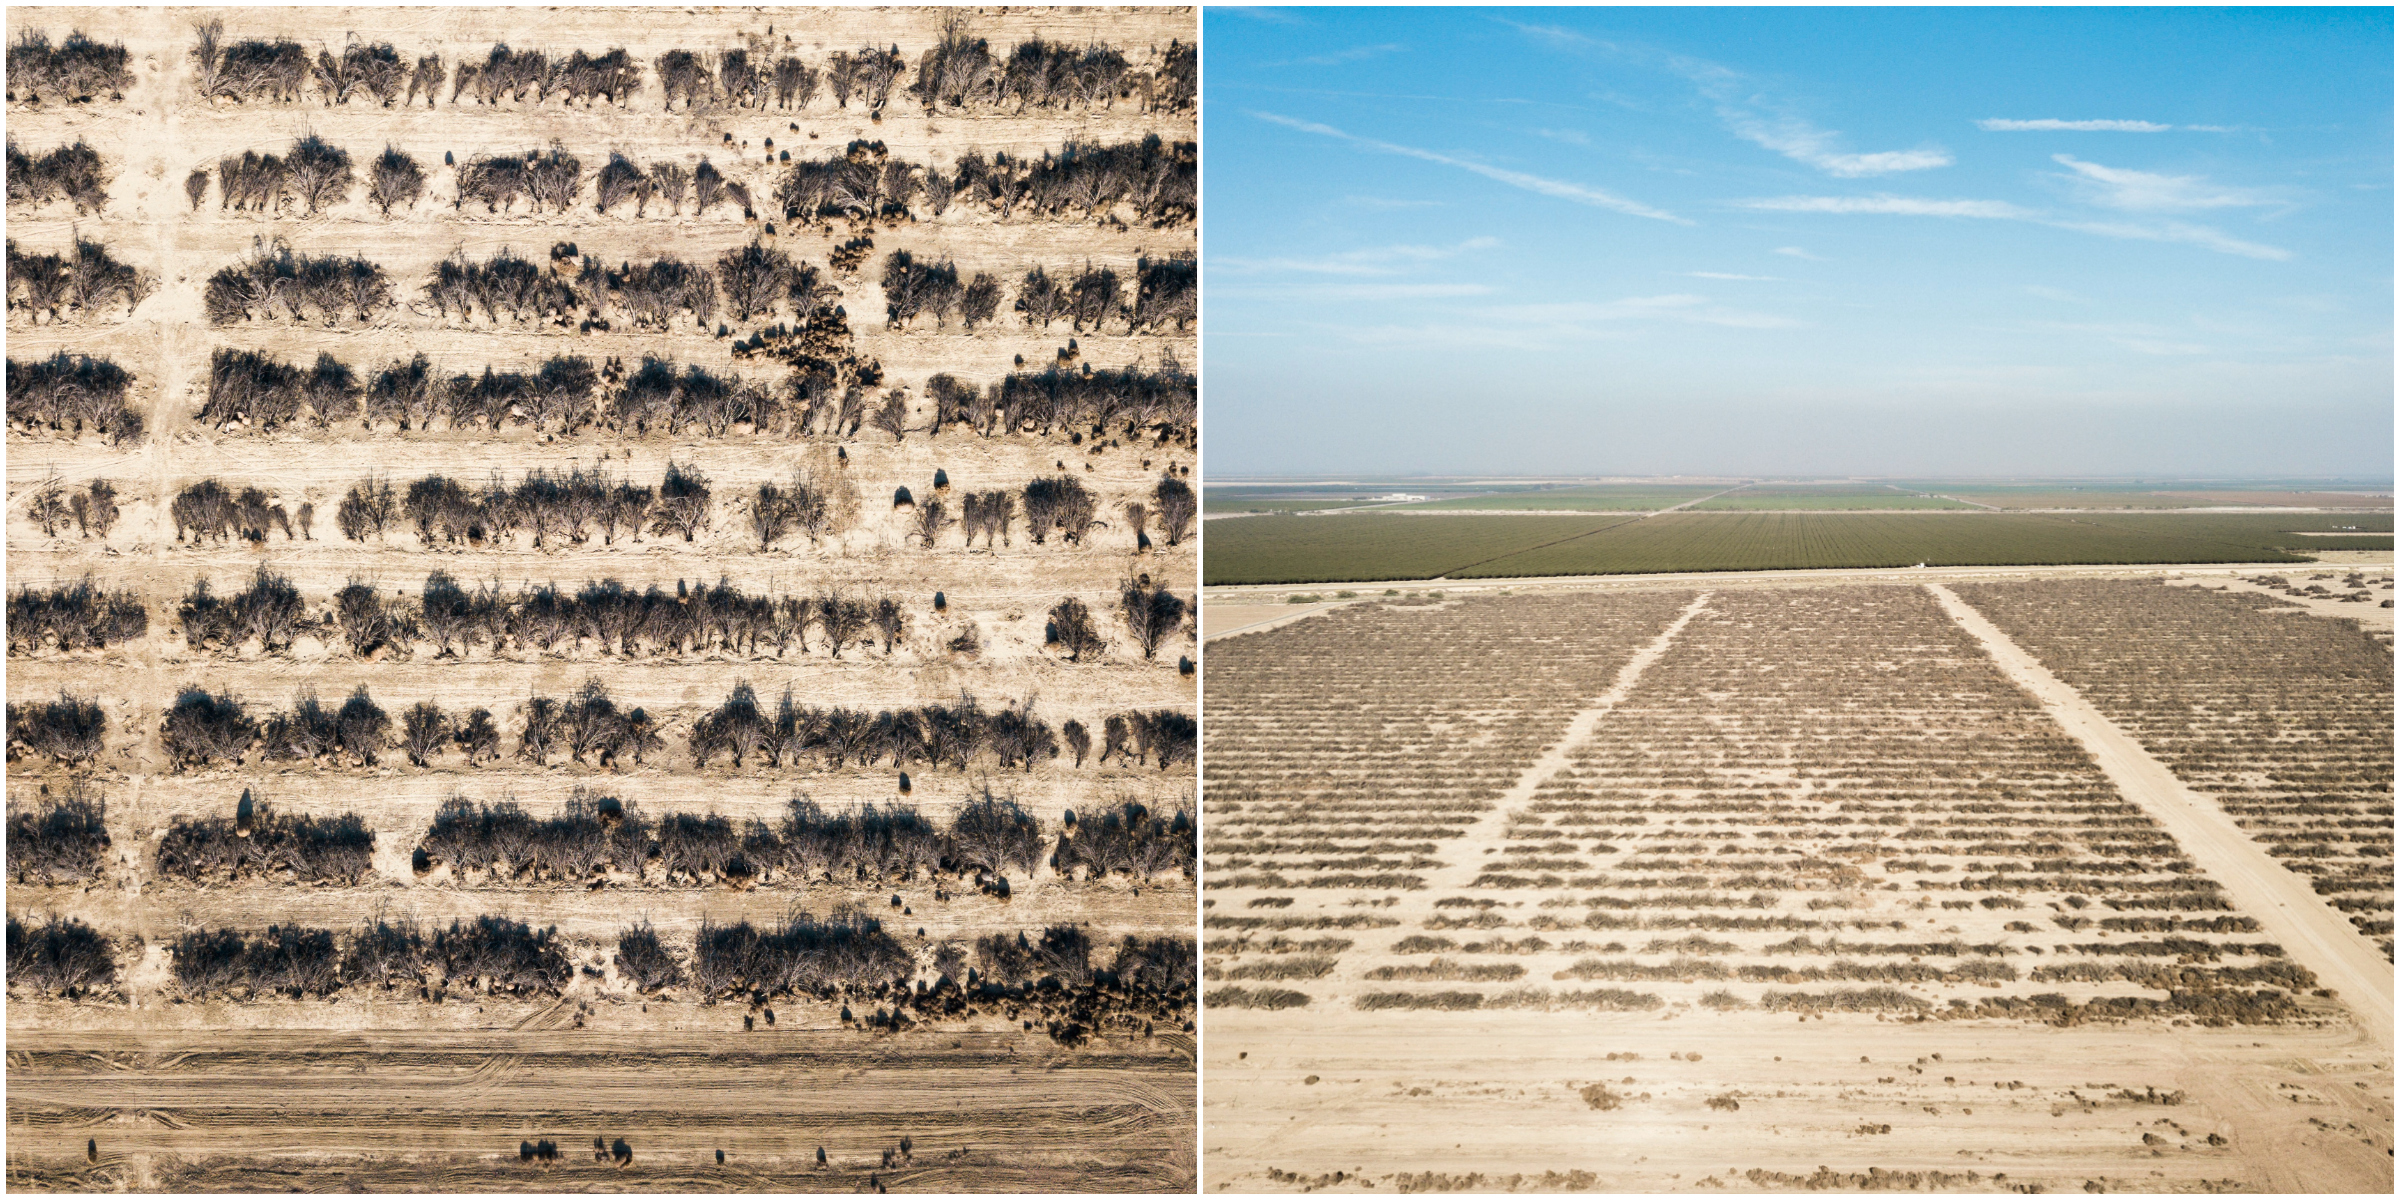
[1152,473,1195,546]
[649,460,711,542]
[816,590,870,657]
[869,389,911,441]
[909,496,953,548]
[1122,501,1150,551]
[789,448,857,545]
[748,480,796,548]
[871,597,906,654]
[1048,597,1108,662]
[1118,577,1188,660]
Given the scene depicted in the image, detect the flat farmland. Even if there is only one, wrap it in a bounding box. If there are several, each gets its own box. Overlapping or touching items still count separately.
[1198,514,1636,585]
[1901,485,2395,511]
[1200,582,2392,1192]
[1686,484,1972,511]
[6,5,1197,1191]
[1203,511,2391,585]
[1385,485,1731,513]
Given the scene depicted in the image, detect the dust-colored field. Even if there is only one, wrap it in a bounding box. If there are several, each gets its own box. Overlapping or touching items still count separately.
[7,5,1197,1191]
[1200,576,2392,1192]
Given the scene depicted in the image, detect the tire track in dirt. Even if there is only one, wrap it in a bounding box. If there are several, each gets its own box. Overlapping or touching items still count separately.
[1928,582,2394,1048]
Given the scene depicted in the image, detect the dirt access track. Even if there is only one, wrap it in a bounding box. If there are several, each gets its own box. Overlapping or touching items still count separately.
[1930,583,2393,1047]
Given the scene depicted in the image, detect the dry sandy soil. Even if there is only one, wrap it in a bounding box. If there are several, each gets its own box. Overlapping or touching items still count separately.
[8,6,1196,1191]
[1200,572,2392,1193]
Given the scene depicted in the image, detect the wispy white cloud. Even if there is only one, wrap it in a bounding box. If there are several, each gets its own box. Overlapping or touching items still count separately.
[1772,246,1824,261]
[1685,271,1783,281]
[1215,237,1501,277]
[1343,195,1448,211]
[1505,21,1950,178]
[1328,293,1807,349]
[1739,195,2035,219]
[1721,113,1953,177]
[1535,127,1592,146]
[1979,118,2247,133]
[1738,191,2292,260]
[1979,118,2171,132]
[2050,155,2282,212]
[1277,43,1405,68]
[1292,282,1499,301]
[2048,218,2291,261]
[1218,6,1306,25]
[1496,296,1804,329]
[1251,110,1689,223]
[2023,284,2091,303]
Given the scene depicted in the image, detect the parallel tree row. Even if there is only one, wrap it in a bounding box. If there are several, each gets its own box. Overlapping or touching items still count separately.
[5,139,109,213]
[148,789,1196,889]
[195,343,1195,443]
[11,782,1192,894]
[4,30,134,104]
[7,679,1195,775]
[147,465,1194,556]
[5,237,151,323]
[785,137,1195,228]
[885,252,1194,332]
[9,908,1196,1049]
[180,21,1193,115]
[187,133,1189,233]
[6,352,142,444]
[175,567,1188,663]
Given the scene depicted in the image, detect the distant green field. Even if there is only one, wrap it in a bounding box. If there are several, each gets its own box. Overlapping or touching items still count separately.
[1201,514,1636,583]
[1204,483,1536,513]
[1205,498,1386,514]
[1202,511,2391,585]
[1388,485,1727,512]
[1690,485,1972,511]
[1887,482,2393,510]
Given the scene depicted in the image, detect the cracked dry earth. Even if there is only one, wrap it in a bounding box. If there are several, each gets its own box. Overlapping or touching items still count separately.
[1201,578,2391,1194]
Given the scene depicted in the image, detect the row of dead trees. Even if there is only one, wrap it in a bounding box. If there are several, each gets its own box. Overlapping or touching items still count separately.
[179,20,1192,115]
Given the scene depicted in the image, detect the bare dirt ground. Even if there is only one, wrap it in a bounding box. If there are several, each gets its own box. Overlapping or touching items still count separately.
[10,1030,1195,1192]
[1201,574,2392,1193]
[8,6,1196,1191]
[1205,1014,2389,1194]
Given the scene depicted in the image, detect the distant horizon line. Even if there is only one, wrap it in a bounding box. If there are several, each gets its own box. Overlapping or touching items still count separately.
[1209,475,2395,488]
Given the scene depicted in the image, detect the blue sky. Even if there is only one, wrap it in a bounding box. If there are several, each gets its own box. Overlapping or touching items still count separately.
[1203,7,2393,478]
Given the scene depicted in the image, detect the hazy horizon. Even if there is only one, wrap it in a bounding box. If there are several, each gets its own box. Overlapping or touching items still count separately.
[1203,7,2394,478]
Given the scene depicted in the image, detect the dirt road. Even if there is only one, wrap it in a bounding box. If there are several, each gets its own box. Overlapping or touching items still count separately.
[1929,583,2395,1048]
[9,1028,1195,1192]
[1202,1011,2390,1194]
